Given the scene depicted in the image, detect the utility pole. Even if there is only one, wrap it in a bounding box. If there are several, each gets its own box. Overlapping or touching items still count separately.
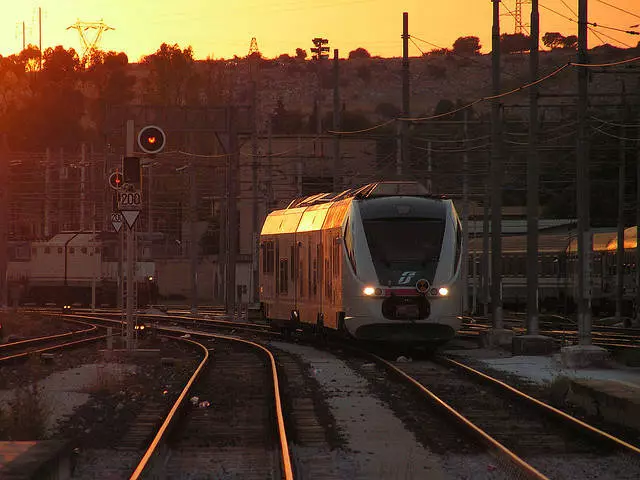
[636,134,640,327]
[125,119,135,350]
[426,141,432,193]
[490,0,504,330]
[225,107,239,313]
[576,0,592,346]
[462,111,470,314]
[44,148,51,237]
[189,142,198,314]
[22,22,25,51]
[616,85,626,324]
[0,136,8,308]
[80,143,86,231]
[251,61,260,305]
[401,11,410,178]
[332,48,341,192]
[527,0,540,334]
[482,186,490,316]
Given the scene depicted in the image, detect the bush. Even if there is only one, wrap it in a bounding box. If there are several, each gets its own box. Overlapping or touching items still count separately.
[0,384,50,440]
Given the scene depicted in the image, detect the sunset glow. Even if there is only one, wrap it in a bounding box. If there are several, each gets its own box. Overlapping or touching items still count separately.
[2,1,638,61]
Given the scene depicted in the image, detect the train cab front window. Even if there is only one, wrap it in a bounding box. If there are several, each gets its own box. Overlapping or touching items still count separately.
[362,218,445,285]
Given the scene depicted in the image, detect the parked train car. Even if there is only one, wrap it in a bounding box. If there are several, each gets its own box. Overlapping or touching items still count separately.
[259,181,463,344]
[7,232,157,307]
[467,227,638,315]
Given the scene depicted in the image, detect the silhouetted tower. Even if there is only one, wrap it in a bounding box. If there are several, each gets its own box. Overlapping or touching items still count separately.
[67,19,114,62]
[514,0,531,34]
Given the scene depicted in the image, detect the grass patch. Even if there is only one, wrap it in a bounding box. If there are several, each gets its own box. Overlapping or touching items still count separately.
[0,383,51,440]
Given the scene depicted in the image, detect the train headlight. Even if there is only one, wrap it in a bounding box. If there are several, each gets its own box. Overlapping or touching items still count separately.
[363,286,375,296]
[438,287,449,296]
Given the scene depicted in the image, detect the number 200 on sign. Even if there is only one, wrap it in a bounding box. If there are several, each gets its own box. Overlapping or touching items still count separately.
[119,192,141,207]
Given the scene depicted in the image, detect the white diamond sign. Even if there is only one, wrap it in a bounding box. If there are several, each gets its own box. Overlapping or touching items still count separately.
[122,210,140,229]
[111,212,123,233]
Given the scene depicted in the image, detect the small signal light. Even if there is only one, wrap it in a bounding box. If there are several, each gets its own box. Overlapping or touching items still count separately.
[109,171,124,190]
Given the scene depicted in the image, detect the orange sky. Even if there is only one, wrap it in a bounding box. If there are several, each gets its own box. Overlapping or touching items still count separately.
[2,1,639,61]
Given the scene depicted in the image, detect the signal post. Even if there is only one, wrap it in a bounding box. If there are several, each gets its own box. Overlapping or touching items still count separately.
[112,122,165,349]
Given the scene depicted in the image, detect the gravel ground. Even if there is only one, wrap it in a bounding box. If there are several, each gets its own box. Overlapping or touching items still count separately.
[0,334,202,477]
[0,311,79,342]
[270,340,509,480]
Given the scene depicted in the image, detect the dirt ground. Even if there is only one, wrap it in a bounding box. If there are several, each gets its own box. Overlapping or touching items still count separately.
[0,311,79,341]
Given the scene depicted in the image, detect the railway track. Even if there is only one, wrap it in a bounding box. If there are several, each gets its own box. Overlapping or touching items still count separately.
[0,319,104,363]
[355,351,640,479]
[131,334,293,480]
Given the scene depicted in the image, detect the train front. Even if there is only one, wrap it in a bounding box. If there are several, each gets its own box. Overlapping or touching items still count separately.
[343,196,462,344]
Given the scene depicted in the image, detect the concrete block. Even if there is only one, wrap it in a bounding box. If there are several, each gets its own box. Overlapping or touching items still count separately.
[566,378,640,432]
[512,335,555,355]
[560,345,609,369]
[479,328,515,349]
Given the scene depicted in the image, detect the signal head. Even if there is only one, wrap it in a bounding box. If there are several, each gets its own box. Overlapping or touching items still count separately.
[138,125,166,154]
[109,171,123,190]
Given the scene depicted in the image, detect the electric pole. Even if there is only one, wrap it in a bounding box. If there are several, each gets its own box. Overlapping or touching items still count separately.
[0,136,8,308]
[576,0,592,346]
[125,120,135,350]
[490,0,504,330]
[332,48,341,192]
[250,41,260,305]
[527,0,540,335]
[189,145,198,315]
[401,11,410,178]
[462,111,470,314]
[311,38,329,135]
[225,107,239,313]
[616,85,626,324]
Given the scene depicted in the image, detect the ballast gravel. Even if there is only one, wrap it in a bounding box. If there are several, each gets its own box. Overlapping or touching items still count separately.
[271,341,508,480]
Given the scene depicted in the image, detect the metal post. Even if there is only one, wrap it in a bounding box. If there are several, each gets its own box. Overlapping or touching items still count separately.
[225,108,239,313]
[332,48,341,192]
[401,11,410,177]
[527,0,540,335]
[490,0,504,329]
[251,76,260,305]
[616,123,625,323]
[427,141,432,193]
[462,111,470,314]
[0,136,8,308]
[125,119,135,350]
[636,143,640,326]
[482,186,490,316]
[80,143,86,231]
[577,0,591,345]
[190,154,198,314]
[44,148,51,237]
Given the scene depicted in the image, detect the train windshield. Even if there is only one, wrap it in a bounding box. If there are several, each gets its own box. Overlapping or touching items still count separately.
[363,218,445,285]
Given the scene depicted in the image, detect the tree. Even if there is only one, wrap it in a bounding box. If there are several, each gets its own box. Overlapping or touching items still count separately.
[295,48,307,60]
[562,35,578,50]
[142,43,195,105]
[542,32,565,49]
[348,47,371,59]
[270,98,305,134]
[452,36,481,55]
[500,33,530,54]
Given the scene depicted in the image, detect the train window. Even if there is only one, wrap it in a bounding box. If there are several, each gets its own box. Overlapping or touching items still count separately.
[308,244,312,297]
[263,241,274,274]
[344,219,357,273]
[455,220,462,271]
[279,259,289,294]
[81,247,88,254]
[58,247,63,254]
[44,247,51,254]
[290,245,295,280]
[362,217,444,285]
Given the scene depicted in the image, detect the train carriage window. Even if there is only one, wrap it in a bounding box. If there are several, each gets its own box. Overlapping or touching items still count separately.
[263,241,275,274]
[81,247,88,254]
[290,245,295,280]
[44,247,51,254]
[58,247,63,254]
[279,259,289,295]
[344,219,357,274]
[454,220,462,271]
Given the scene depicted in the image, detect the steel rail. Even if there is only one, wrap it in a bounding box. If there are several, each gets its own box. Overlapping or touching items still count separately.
[367,352,549,480]
[129,332,293,480]
[0,334,106,362]
[130,336,210,480]
[0,319,98,351]
[440,356,640,455]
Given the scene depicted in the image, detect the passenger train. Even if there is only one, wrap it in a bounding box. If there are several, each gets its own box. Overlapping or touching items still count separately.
[259,181,463,344]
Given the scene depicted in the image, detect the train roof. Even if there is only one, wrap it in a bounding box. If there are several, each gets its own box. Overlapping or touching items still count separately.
[285,181,446,209]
